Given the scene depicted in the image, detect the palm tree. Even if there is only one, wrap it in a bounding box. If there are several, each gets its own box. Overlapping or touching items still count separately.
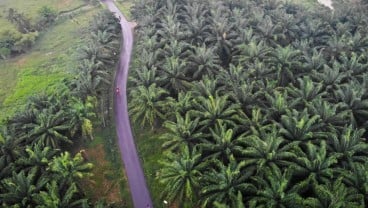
[249,165,304,208]
[264,90,290,122]
[240,126,298,172]
[192,94,245,130]
[129,83,170,128]
[161,112,203,151]
[0,127,22,164]
[158,146,204,207]
[165,91,194,117]
[129,65,161,88]
[233,40,271,66]
[181,2,212,45]
[327,127,368,166]
[191,76,221,97]
[287,76,326,109]
[304,178,363,208]
[311,63,347,93]
[26,110,72,149]
[267,45,302,86]
[307,99,348,130]
[0,169,48,207]
[279,109,327,142]
[341,162,368,205]
[334,84,368,128]
[49,152,93,184]
[293,141,338,185]
[78,43,113,67]
[255,15,283,47]
[200,122,245,163]
[200,158,254,207]
[213,191,246,208]
[159,56,191,94]
[69,97,96,141]
[186,44,221,79]
[33,181,89,208]
[15,144,58,173]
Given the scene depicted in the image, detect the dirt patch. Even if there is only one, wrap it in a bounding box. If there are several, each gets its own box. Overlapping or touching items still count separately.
[80,144,123,204]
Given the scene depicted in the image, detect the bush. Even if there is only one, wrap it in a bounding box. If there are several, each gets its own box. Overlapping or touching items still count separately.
[37,6,57,29]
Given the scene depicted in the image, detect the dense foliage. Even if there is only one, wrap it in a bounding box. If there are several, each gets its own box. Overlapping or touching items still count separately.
[130,0,368,207]
[0,11,121,207]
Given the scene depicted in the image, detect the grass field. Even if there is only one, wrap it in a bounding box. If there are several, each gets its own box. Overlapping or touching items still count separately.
[0,0,86,33]
[0,5,100,120]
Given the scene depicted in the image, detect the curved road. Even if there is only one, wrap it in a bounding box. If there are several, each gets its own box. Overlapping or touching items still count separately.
[101,0,153,207]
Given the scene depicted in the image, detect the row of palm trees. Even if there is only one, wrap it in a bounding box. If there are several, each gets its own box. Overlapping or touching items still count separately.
[0,10,122,207]
[129,0,368,207]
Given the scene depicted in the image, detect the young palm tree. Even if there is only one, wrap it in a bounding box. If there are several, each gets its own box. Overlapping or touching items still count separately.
[15,144,58,173]
[192,94,245,130]
[186,44,221,80]
[213,191,246,208]
[26,110,72,149]
[69,97,96,141]
[0,127,22,164]
[327,127,368,166]
[267,45,302,86]
[181,2,212,45]
[304,178,363,208]
[33,181,89,208]
[249,165,304,208]
[334,84,368,128]
[293,141,338,185]
[200,158,254,207]
[159,56,191,94]
[287,76,326,109]
[49,152,93,184]
[129,83,170,128]
[279,109,326,142]
[161,112,203,151]
[158,146,204,207]
[240,126,298,172]
[233,40,271,66]
[264,90,290,122]
[341,162,368,205]
[0,168,48,207]
[200,122,245,163]
[307,99,348,129]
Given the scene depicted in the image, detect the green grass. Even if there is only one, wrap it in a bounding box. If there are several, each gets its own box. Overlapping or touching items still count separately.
[0,0,86,18]
[0,7,101,121]
[0,0,86,33]
[134,126,166,208]
[115,0,133,19]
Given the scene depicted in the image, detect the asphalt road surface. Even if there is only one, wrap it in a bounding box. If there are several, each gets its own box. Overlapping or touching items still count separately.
[101,0,153,207]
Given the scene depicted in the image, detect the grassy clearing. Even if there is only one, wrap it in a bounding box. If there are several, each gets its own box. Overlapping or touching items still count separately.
[0,7,101,121]
[0,0,86,33]
[0,0,86,18]
[134,126,166,207]
[115,0,134,19]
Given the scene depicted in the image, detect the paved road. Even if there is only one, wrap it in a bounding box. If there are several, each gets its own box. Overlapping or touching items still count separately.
[101,0,153,207]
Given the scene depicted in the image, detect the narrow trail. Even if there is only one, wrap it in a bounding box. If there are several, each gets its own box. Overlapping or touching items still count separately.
[101,0,153,207]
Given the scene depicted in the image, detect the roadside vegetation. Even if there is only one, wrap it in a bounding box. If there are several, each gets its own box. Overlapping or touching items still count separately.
[129,0,368,207]
[0,1,127,206]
